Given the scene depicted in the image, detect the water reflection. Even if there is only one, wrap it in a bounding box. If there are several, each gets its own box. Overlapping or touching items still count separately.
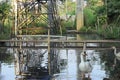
[52,49,110,80]
[90,51,106,80]
[100,48,120,80]
[0,63,15,80]
[0,61,1,74]
[0,48,13,63]
[77,34,103,40]
[1,48,119,80]
[0,48,15,80]
[1,34,120,80]
[53,49,78,80]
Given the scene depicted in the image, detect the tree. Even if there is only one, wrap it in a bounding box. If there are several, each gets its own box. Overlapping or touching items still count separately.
[0,2,11,34]
[87,0,99,10]
[107,0,120,23]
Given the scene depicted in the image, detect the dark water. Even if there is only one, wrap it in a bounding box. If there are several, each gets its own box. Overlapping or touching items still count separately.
[0,34,120,80]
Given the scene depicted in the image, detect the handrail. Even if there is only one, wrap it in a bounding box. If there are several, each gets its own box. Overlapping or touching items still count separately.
[0,40,120,43]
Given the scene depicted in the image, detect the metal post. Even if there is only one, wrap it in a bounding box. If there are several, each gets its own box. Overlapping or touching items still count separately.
[48,28,51,75]
[0,61,1,74]
[14,0,17,36]
[13,0,20,75]
[76,0,84,31]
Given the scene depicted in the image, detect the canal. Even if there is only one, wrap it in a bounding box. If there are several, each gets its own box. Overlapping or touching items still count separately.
[0,34,120,80]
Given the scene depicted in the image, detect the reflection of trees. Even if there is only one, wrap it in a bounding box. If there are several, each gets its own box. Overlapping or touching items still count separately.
[0,48,13,63]
[100,49,120,80]
[0,61,1,74]
[110,59,120,80]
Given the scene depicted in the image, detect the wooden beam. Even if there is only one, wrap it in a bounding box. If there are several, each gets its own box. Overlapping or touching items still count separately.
[19,27,46,30]
[0,45,119,50]
[0,40,120,43]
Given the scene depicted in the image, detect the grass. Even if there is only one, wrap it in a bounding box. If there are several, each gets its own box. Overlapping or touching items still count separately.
[96,24,120,39]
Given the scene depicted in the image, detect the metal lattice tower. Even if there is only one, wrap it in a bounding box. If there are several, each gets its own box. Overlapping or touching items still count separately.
[12,0,62,77]
[13,0,61,36]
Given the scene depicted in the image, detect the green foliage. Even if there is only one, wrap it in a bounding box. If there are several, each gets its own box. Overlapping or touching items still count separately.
[0,2,12,37]
[59,1,76,16]
[80,26,93,32]
[107,0,120,22]
[84,8,97,27]
[95,5,106,15]
[60,20,75,33]
[104,16,120,39]
[0,19,12,40]
[66,2,76,15]
[95,0,120,39]
[103,26,120,39]
[96,23,120,39]
[0,33,10,39]
[87,0,99,10]
[34,22,47,27]
[63,21,74,28]
[0,2,11,19]
[97,15,107,26]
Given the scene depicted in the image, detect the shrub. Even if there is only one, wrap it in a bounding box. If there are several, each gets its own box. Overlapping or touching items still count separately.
[84,8,97,27]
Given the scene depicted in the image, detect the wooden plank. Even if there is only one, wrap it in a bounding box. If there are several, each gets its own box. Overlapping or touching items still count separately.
[0,40,47,42]
[51,40,120,43]
[0,40,120,43]
[17,35,66,38]
[19,27,46,30]
[0,45,120,50]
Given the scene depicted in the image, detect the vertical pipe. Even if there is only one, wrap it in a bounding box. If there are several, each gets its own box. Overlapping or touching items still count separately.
[14,0,17,36]
[13,0,19,75]
[48,28,51,75]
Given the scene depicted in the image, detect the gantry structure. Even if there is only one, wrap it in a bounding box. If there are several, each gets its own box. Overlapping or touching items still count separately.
[12,0,62,78]
[13,0,61,35]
